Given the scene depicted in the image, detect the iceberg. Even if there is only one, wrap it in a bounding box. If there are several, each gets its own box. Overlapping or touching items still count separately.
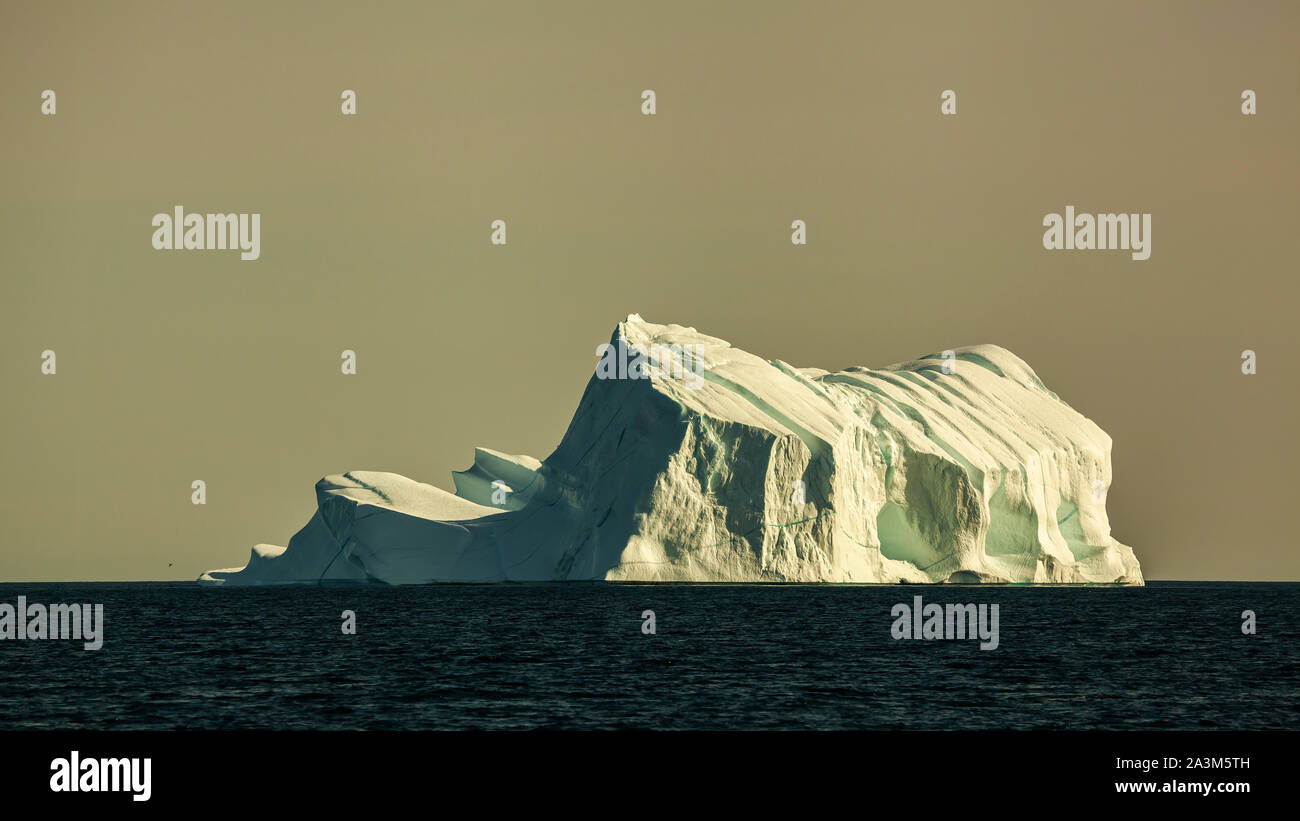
[199,315,1142,586]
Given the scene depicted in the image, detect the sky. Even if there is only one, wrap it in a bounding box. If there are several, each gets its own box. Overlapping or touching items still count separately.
[1,0,1296,581]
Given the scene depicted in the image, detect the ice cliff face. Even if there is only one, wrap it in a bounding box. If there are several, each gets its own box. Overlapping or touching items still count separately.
[199,315,1142,586]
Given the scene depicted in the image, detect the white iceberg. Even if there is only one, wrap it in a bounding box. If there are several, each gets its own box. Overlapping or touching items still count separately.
[199,315,1143,586]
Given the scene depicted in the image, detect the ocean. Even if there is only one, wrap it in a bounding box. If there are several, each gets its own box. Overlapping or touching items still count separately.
[0,581,1295,731]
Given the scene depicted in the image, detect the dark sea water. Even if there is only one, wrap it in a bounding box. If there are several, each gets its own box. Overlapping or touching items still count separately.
[0,581,1294,731]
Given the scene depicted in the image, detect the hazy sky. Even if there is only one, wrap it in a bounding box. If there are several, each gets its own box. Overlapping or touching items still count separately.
[1,1,1296,581]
